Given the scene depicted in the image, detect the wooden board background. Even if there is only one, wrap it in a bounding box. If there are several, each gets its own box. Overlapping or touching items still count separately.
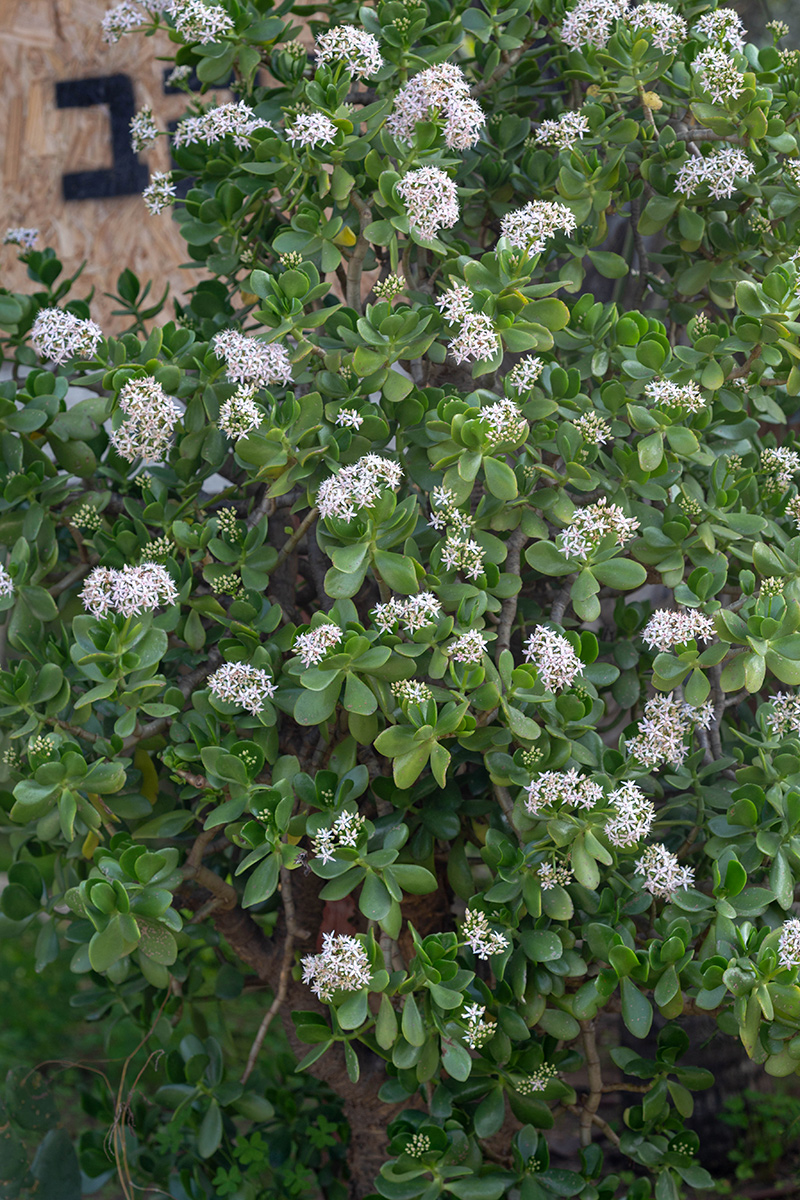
[0,0,209,328]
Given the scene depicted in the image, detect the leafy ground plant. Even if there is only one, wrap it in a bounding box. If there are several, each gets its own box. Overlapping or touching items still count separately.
[6,0,800,1196]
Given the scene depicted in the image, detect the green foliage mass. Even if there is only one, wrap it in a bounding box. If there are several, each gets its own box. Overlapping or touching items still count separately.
[4,0,800,1196]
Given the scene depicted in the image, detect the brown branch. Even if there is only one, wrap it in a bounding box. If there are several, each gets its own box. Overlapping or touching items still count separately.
[551,576,575,625]
[495,526,526,661]
[240,866,297,1084]
[472,44,529,97]
[275,506,319,568]
[346,204,372,312]
[579,1019,603,1149]
[565,1103,621,1148]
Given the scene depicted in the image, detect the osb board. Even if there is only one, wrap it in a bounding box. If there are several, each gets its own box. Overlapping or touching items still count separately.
[0,0,210,329]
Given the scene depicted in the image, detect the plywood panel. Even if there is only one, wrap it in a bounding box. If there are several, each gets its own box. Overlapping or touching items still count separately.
[0,0,209,328]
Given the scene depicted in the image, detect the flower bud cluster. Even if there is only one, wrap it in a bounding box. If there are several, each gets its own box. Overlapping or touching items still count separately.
[302,932,372,1001]
[499,201,577,258]
[80,563,178,618]
[480,398,528,447]
[143,172,177,215]
[558,499,639,560]
[449,630,487,664]
[644,378,706,414]
[388,62,485,151]
[312,811,366,864]
[768,692,800,738]
[575,411,611,446]
[534,111,590,151]
[208,662,276,714]
[524,626,583,691]
[515,1064,559,1092]
[287,112,338,148]
[761,447,800,491]
[397,167,460,242]
[373,593,442,633]
[462,1003,496,1049]
[675,147,755,199]
[110,376,181,463]
[523,769,603,815]
[626,695,713,770]
[219,385,263,439]
[605,781,656,848]
[293,623,344,666]
[537,862,574,890]
[317,454,403,522]
[31,308,103,365]
[3,228,38,251]
[391,679,433,705]
[635,843,695,900]
[212,330,293,389]
[130,105,159,153]
[174,102,271,151]
[314,26,384,78]
[641,608,715,651]
[462,909,509,959]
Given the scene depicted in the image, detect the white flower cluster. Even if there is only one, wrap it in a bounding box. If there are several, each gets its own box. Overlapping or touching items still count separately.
[462,1003,495,1049]
[80,562,178,618]
[635,843,695,900]
[143,172,177,215]
[169,0,235,43]
[166,64,193,85]
[462,909,509,959]
[500,200,576,258]
[534,111,590,151]
[30,308,103,365]
[0,564,14,599]
[312,811,366,864]
[626,694,713,770]
[208,662,276,714]
[642,608,716,651]
[287,112,338,148]
[524,626,583,691]
[692,48,744,104]
[212,330,293,389]
[3,228,38,250]
[605,781,656,848]
[629,2,687,51]
[301,932,372,1001]
[387,62,485,151]
[397,167,460,242]
[219,384,262,439]
[130,105,159,153]
[644,378,705,414]
[761,447,800,490]
[449,313,500,366]
[174,102,271,151]
[335,408,363,430]
[406,1133,431,1159]
[560,0,628,49]
[575,411,611,446]
[675,148,754,199]
[428,487,486,580]
[558,499,640,560]
[391,679,433,705]
[515,1064,559,1093]
[437,282,474,325]
[110,377,181,463]
[480,398,528,447]
[507,356,545,393]
[524,770,603,815]
[294,624,344,667]
[373,593,442,633]
[101,0,148,42]
[693,8,746,52]
[449,630,487,664]
[778,917,800,969]
[314,26,384,78]
[768,692,800,738]
[317,454,402,523]
[538,862,574,890]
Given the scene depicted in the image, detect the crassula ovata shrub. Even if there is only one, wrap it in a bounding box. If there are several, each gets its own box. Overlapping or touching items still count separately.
[6,0,800,1196]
